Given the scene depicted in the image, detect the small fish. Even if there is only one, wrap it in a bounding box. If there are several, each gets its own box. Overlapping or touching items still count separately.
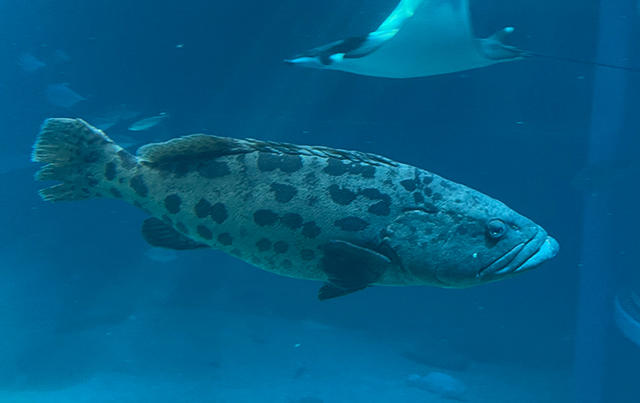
[32,118,559,300]
[92,105,141,130]
[128,112,169,131]
[45,83,86,108]
[18,52,46,72]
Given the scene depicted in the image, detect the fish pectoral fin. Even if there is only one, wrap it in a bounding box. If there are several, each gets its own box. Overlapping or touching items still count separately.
[478,27,523,61]
[318,240,391,301]
[318,283,368,301]
[141,218,209,250]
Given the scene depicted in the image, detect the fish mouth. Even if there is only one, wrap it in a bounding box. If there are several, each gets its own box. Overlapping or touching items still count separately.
[478,231,559,280]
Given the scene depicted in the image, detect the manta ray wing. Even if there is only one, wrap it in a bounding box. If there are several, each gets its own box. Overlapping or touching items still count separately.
[287,0,523,78]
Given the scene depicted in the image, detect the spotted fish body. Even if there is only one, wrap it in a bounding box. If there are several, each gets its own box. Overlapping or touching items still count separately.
[33,119,559,299]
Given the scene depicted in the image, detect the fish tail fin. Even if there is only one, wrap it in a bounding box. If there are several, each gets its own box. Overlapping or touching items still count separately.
[32,118,133,202]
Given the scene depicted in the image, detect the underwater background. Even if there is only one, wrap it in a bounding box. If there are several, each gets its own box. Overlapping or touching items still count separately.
[0,0,638,402]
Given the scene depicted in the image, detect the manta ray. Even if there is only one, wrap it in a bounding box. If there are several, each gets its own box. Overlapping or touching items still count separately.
[286,0,523,78]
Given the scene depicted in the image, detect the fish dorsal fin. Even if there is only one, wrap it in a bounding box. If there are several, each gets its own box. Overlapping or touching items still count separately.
[142,218,209,250]
[243,138,400,168]
[137,133,399,169]
[137,134,253,166]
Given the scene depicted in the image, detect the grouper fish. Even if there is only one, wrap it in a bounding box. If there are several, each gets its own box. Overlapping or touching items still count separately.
[32,118,559,300]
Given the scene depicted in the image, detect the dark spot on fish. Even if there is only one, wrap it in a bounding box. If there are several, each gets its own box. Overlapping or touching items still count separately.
[109,187,122,198]
[129,175,148,197]
[433,193,443,202]
[270,183,298,203]
[301,249,315,261]
[195,198,212,218]
[323,159,375,178]
[423,175,434,186]
[423,186,433,197]
[273,241,289,254]
[282,259,293,269]
[361,188,391,203]
[210,203,228,224]
[83,151,100,163]
[197,225,213,240]
[256,238,272,251]
[164,194,181,214]
[104,162,116,181]
[302,221,321,238]
[456,225,468,235]
[400,179,417,192]
[351,164,375,179]
[198,160,230,179]
[335,217,369,231]
[281,213,303,229]
[368,201,390,216]
[165,160,191,177]
[217,233,233,246]
[254,209,279,226]
[257,152,302,173]
[328,184,357,205]
[440,180,453,190]
[176,222,188,234]
[119,178,125,184]
[117,150,137,170]
[323,159,349,176]
[413,192,424,203]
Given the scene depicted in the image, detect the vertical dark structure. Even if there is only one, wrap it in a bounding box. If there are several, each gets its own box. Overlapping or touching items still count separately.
[573,1,634,402]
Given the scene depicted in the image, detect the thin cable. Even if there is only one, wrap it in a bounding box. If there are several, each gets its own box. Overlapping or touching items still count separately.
[523,50,640,72]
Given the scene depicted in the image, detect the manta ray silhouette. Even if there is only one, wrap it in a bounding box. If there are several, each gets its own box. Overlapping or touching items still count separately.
[286,0,638,78]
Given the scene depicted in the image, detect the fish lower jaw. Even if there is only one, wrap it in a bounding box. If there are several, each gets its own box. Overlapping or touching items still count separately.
[512,236,559,273]
[478,234,559,280]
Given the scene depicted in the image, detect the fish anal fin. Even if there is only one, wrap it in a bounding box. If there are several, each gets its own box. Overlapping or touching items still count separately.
[317,240,391,300]
[142,218,208,250]
[137,134,251,166]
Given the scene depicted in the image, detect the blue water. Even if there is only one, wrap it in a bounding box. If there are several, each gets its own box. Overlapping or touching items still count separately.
[1,1,639,402]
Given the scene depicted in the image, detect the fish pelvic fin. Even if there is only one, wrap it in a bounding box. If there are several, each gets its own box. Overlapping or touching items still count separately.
[32,118,135,202]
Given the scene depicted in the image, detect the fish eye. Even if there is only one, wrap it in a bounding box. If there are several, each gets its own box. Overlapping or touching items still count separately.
[487,219,507,239]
